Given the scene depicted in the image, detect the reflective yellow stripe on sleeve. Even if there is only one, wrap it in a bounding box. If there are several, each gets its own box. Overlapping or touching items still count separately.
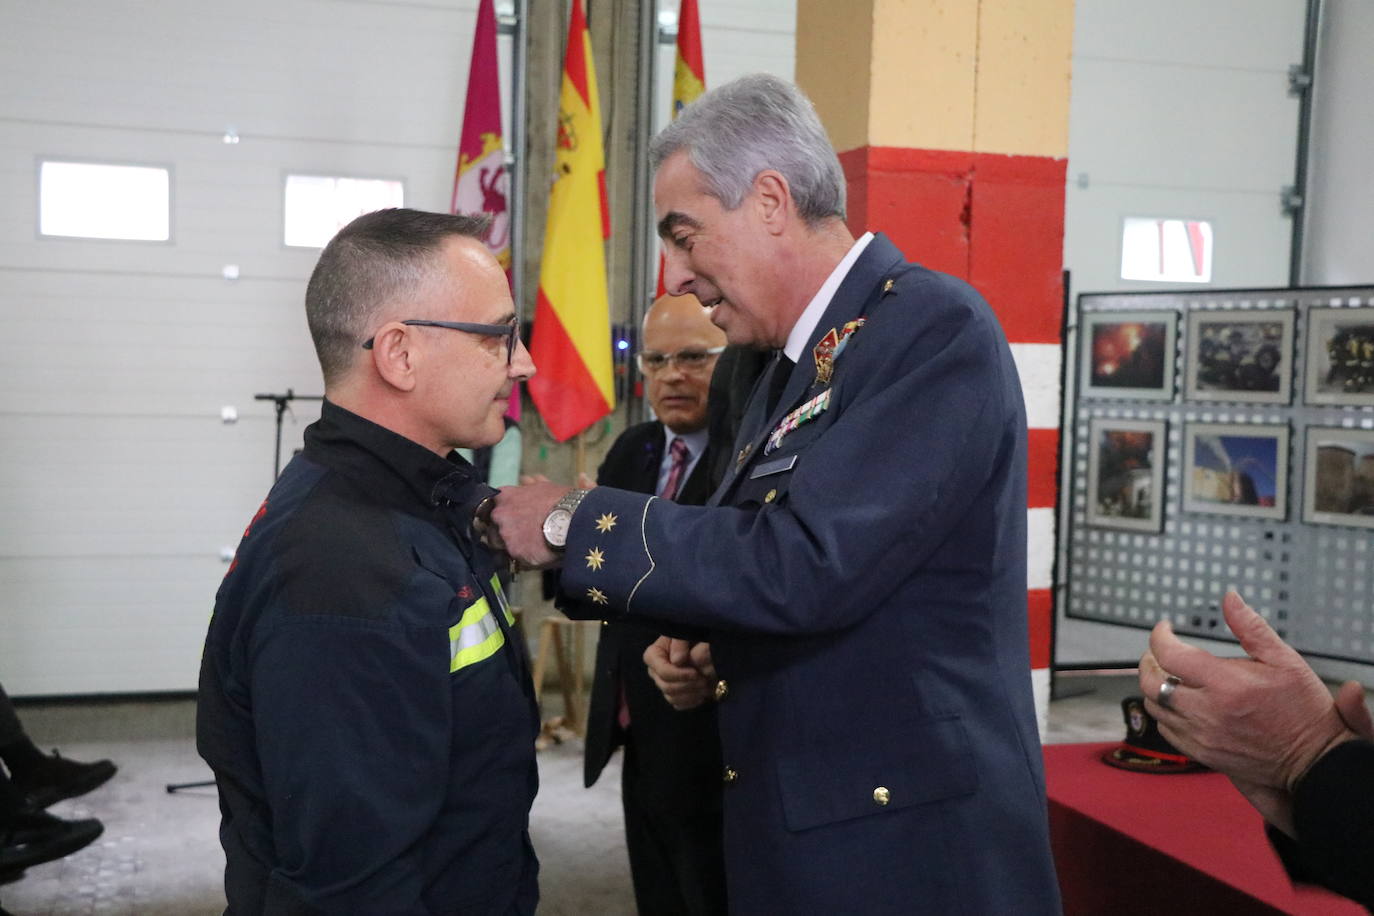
[489,574,515,626]
[449,595,505,672]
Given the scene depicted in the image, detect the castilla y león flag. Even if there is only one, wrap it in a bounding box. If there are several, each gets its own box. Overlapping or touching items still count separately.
[452,0,521,422]
[452,0,510,276]
[656,0,705,296]
[528,0,613,442]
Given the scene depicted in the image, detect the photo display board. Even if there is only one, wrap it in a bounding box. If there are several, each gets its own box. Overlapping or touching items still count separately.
[1065,286,1374,664]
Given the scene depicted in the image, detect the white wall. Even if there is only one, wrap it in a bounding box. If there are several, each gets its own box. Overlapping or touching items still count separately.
[1056,0,1310,669]
[1302,0,1374,285]
[0,0,491,695]
[0,0,797,696]
[1057,0,1374,686]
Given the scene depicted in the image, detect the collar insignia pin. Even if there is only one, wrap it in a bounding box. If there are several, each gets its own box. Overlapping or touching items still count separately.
[813,328,839,386]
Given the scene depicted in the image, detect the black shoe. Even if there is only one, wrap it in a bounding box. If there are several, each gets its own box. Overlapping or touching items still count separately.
[11,752,116,809]
[0,809,103,880]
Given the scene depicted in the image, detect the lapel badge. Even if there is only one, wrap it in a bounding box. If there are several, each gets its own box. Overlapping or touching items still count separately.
[823,319,866,380]
[765,389,831,455]
[882,278,895,295]
[813,328,839,386]
[736,442,753,468]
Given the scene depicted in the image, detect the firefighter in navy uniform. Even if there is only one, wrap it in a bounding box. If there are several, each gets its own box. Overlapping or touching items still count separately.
[197,209,540,915]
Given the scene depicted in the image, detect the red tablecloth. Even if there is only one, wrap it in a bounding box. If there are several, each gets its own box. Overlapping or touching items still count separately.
[1044,742,1366,915]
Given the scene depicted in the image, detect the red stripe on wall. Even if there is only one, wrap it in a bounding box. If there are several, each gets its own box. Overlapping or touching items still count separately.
[968,154,1067,345]
[838,145,1065,344]
[528,288,612,442]
[838,146,974,280]
[1029,588,1053,669]
[1028,428,1060,509]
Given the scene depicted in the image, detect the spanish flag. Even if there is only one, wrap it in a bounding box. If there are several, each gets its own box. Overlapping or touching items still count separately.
[656,0,706,296]
[528,0,613,442]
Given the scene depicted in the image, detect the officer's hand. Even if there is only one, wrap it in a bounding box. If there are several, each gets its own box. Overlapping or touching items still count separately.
[689,641,716,681]
[488,482,566,569]
[644,636,713,711]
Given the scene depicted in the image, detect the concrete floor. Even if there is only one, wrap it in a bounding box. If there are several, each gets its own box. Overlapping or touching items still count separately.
[0,674,1141,915]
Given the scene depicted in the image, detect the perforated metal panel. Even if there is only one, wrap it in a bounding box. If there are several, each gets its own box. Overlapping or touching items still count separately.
[1064,286,1374,663]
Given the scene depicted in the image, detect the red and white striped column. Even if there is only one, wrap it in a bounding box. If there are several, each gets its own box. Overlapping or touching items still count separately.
[798,0,1074,733]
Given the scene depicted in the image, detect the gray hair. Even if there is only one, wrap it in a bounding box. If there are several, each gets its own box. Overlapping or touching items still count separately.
[649,73,845,223]
[304,208,491,386]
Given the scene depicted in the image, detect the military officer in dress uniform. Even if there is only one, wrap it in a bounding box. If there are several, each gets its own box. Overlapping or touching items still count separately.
[490,74,1061,915]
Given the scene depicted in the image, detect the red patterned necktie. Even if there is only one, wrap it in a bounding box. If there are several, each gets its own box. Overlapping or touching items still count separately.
[658,437,691,501]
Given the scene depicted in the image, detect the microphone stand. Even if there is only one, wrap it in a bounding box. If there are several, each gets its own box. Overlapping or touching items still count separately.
[255,389,324,480]
[165,388,323,794]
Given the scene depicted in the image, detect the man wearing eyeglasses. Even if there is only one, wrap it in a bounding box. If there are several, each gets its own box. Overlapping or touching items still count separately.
[569,292,730,916]
[197,208,541,915]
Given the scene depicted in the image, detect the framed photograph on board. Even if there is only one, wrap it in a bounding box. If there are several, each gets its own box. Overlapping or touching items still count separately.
[1182,423,1289,521]
[1302,427,1374,530]
[1184,309,1294,404]
[1086,418,1167,533]
[1080,311,1177,401]
[1304,307,1374,407]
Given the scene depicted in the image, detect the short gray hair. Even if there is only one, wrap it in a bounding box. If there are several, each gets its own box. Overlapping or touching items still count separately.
[305,208,491,386]
[649,73,845,223]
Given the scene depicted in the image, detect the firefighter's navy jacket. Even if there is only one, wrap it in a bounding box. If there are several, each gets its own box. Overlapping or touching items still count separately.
[197,400,540,915]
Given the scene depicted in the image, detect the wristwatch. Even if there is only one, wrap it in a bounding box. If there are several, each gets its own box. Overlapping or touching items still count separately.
[542,488,590,551]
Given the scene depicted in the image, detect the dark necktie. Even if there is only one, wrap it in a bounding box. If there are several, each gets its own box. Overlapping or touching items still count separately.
[764,353,794,417]
[658,437,691,501]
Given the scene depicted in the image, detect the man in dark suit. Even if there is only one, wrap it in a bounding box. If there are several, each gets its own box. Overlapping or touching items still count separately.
[577,291,729,916]
[490,74,1060,914]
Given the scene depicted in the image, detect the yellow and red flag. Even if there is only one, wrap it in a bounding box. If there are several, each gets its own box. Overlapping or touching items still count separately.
[452,0,510,274]
[452,0,520,422]
[528,0,613,441]
[656,0,706,296]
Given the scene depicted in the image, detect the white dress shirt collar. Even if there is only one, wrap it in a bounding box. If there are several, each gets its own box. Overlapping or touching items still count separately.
[782,232,875,363]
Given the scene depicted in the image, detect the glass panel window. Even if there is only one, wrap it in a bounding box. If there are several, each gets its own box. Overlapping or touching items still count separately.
[39,161,171,241]
[1121,217,1214,283]
[283,175,404,248]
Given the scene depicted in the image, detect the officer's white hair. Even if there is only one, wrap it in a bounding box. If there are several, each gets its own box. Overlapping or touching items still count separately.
[649,73,846,224]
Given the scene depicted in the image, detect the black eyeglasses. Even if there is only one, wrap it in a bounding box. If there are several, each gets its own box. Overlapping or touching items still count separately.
[363,317,520,365]
[636,346,725,374]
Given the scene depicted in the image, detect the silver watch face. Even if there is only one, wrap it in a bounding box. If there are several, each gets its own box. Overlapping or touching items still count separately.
[543,508,573,548]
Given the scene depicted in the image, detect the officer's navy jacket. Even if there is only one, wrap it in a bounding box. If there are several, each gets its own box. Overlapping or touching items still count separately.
[559,234,1062,914]
[197,401,539,915]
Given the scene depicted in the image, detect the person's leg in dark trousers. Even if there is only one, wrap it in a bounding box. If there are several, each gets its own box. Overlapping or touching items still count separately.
[0,769,104,885]
[621,740,728,916]
[0,681,116,809]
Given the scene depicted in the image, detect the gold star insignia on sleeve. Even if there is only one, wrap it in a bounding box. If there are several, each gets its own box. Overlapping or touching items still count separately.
[587,587,609,605]
[585,547,605,571]
[594,512,618,533]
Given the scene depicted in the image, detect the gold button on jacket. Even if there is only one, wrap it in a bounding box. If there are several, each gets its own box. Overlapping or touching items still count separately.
[722,766,738,785]
[873,786,891,806]
[714,679,729,701]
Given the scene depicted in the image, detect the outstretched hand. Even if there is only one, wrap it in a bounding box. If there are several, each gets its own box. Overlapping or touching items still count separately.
[1138,591,1361,795]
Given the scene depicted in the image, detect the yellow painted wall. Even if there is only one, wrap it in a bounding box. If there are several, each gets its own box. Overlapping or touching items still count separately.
[972,0,1074,156]
[797,0,1073,157]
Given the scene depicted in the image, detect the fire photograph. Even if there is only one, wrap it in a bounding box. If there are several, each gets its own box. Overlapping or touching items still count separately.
[1080,311,1177,401]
